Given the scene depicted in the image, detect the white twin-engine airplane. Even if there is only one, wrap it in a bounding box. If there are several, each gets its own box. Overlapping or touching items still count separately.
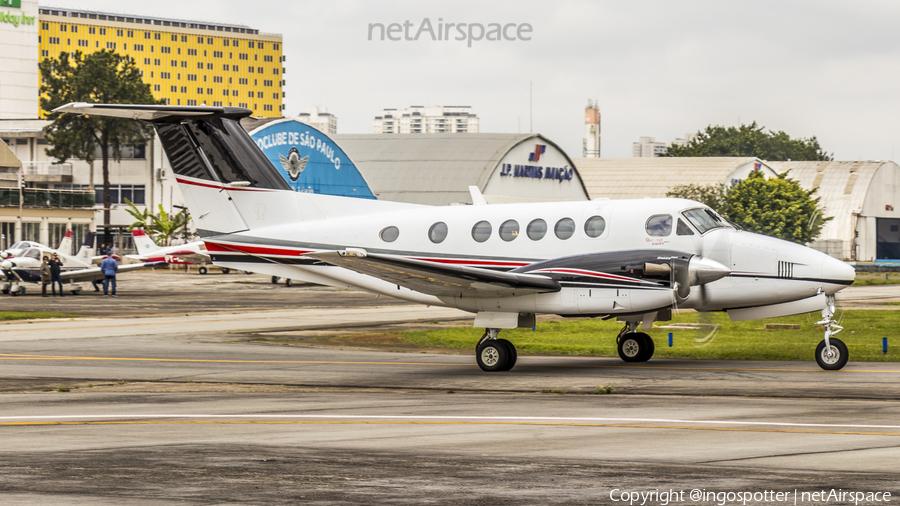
[57,103,856,371]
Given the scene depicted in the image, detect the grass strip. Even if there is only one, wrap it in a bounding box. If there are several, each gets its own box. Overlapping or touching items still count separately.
[0,312,83,321]
[400,310,898,362]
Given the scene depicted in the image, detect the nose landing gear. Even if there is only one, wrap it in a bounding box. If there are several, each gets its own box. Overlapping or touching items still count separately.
[815,294,848,370]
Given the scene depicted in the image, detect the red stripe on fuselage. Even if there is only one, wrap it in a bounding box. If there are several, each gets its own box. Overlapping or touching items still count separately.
[205,242,311,257]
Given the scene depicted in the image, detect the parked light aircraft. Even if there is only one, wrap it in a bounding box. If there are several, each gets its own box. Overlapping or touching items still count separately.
[128,228,214,272]
[0,229,162,295]
[1,228,77,260]
[57,103,856,370]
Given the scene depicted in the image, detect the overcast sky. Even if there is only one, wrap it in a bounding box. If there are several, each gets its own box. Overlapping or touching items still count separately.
[45,0,900,160]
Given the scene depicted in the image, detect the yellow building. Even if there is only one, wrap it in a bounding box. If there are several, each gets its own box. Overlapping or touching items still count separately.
[37,7,284,117]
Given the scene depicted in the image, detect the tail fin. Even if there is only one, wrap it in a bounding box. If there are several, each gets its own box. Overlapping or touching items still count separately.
[53,103,414,237]
[131,228,161,255]
[74,231,96,263]
[56,229,73,256]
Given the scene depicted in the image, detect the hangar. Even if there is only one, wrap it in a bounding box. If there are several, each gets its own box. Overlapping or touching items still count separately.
[572,157,778,200]
[769,161,900,261]
[244,117,589,206]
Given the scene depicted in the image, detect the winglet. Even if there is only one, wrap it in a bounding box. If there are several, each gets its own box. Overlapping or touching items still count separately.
[469,186,487,206]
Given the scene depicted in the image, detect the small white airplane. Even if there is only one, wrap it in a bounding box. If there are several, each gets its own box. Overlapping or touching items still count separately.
[57,103,857,370]
[0,229,162,295]
[128,228,253,275]
[1,228,78,260]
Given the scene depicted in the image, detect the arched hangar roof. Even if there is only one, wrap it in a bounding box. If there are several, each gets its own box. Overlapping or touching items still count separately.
[331,133,587,205]
[573,157,777,200]
[767,160,900,241]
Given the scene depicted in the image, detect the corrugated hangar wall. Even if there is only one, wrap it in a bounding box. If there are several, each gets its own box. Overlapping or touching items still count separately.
[769,161,900,261]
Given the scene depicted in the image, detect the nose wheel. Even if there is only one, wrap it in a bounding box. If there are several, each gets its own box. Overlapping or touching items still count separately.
[475,329,517,372]
[815,294,849,370]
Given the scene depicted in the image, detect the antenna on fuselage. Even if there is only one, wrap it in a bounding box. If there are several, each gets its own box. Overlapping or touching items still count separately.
[469,186,488,206]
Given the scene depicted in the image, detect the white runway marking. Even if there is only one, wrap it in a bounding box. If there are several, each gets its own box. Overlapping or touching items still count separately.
[2,414,900,430]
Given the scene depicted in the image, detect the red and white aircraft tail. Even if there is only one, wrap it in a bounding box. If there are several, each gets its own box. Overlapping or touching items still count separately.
[131,228,161,256]
[56,229,73,256]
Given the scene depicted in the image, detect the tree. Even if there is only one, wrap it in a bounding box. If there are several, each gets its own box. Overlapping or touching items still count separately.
[149,205,190,246]
[666,183,728,216]
[123,197,154,231]
[661,122,832,161]
[39,50,162,244]
[724,171,829,244]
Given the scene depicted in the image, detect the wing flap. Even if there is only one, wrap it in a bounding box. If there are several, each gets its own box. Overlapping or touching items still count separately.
[306,250,560,298]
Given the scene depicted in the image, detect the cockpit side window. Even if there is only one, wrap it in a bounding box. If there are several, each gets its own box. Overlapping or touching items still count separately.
[676,218,694,236]
[682,207,730,234]
[646,214,673,237]
[24,248,41,260]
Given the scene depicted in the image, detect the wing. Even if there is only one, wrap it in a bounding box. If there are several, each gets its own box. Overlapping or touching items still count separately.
[61,262,165,283]
[305,249,560,298]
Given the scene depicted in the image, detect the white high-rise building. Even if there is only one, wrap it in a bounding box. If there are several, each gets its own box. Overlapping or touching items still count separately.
[0,0,39,120]
[631,134,699,157]
[373,106,479,134]
[632,137,668,157]
[297,107,337,134]
[582,99,600,158]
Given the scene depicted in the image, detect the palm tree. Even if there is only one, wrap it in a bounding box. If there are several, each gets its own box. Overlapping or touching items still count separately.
[149,205,190,246]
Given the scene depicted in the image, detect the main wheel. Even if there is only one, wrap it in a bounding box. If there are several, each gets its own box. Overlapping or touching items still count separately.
[285,279,292,287]
[618,333,652,363]
[476,340,509,372]
[496,338,517,371]
[198,266,208,275]
[815,338,848,370]
[642,333,655,361]
[221,268,231,274]
[271,276,279,284]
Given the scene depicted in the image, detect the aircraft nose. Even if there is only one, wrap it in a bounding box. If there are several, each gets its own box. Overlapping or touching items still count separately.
[823,255,856,285]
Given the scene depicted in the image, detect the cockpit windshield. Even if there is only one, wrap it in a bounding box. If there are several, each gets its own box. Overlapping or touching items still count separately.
[681,207,732,234]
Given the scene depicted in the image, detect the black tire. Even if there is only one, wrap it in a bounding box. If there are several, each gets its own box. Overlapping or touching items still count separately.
[285,279,292,287]
[271,276,279,284]
[641,333,655,362]
[1,289,8,294]
[476,340,508,372]
[496,339,517,371]
[198,267,208,275]
[618,333,651,363]
[221,268,230,274]
[815,338,849,370]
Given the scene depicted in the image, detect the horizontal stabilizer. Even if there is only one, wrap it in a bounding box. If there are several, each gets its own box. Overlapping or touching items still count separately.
[306,250,560,298]
[52,102,251,122]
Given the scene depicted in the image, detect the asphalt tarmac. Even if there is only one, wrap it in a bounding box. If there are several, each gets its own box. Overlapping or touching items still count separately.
[1,273,899,504]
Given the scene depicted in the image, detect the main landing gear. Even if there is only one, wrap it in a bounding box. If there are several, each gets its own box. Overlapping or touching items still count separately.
[617,322,655,363]
[475,328,517,372]
[815,294,848,370]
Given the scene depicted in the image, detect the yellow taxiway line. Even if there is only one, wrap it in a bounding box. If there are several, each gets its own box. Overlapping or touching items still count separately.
[1,352,898,373]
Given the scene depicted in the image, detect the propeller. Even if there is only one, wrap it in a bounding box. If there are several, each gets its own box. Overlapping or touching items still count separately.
[647,255,729,304]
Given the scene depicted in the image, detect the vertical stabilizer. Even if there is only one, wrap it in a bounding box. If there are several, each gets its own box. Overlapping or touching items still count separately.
[56,229,73,256]
[74,231,96,263]
[131,229,161,255]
